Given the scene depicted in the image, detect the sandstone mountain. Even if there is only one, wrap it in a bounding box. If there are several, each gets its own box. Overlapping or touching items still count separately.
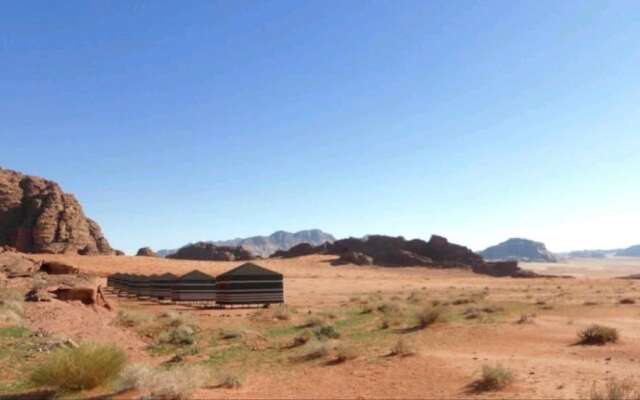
[158,229,335,257]
[167,242,255,261]
[271,234,538,277]
[0,168,112,255]
[615,245,640,257]
[480,238,557,262]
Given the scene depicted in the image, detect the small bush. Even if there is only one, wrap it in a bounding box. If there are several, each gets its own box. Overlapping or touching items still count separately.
[407,291,423,304]
[589,379,640,400]
[295,342,329,362]
[360,305,374,314]
[291,330,313,347]
[376,302,400,314]
[452,298,474,305]
[335,343,358,363]
[218,329,244,340]
[389,338,415,357]
[135,365,209,399]
[619,298,636,305]
[578,324,619,345]
[416,307,441,329]
[219,373,243,389]
[115,310,149,328]
[272,304,291,320]
[116,363,153,391]
[515,314,535,325]
[31,343,127,391]
[472,364,514,392]
[160,325,195,346]
[159,311,189,327]
[0,289,24,325]
[313,324,340,340]
[299,316,324,328]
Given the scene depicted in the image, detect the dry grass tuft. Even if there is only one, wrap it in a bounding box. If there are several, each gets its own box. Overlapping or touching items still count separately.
[589,379,640,400]
[578,324,619,345]
[120,364,209,399]
[415,307,442,329]
[31,343,127,391]
[218,373,243,389]
[334,343,358,363]
[115,310,150,328]
[389,338,415,357]
[470,364,514,392]
[160,325,196,346]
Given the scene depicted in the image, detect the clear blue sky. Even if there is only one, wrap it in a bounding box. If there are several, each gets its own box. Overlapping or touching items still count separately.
[2,1,639,254]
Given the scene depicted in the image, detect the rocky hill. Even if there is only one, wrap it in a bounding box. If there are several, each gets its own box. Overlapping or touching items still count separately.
[615,245,640,257]
[167,242,255,261]
[480,238,557,262]
[158,229,335,257]
[0,168,112,255]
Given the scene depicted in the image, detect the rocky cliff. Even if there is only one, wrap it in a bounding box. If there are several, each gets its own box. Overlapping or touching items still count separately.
[167,241,255,261]
[0,168,112,255]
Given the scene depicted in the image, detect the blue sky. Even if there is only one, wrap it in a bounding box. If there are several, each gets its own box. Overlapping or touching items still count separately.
[2,1,639,254]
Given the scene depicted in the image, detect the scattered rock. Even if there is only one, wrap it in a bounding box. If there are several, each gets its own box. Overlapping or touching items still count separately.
[136,247,157,257]
[331,251,373,266]
[0,168,113,255]
[0,252,38,278]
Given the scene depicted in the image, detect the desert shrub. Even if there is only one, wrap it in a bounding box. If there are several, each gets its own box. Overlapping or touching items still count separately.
[124,364,209,399]
[218,373,243,389]
[294,341,329,362]
[360,304,374,314]
[335,343,358,363]
[589,379,640,400]
[218,329,244,340]
[0,289,24,325]
[619,298,636,305]
[272,304,291,320]
[299,316,324,328]
[116,363,153,391]
[452,298,474,305]
[291,330,313,347]
[31,343,127,391]
[390,338,415,357]
[407,291,423,304]
[415,307,441,329]
[313,324,340,340]
[471,364,514,392]
[160,325,195,346]
[515,314,535,325]
[159,311,190,328]
[115,310,150,328]
[578,325,619,345]
[377,302,400,314]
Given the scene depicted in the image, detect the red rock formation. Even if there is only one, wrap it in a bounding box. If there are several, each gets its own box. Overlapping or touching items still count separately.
[0,168,112,255]
[167,241,255,261]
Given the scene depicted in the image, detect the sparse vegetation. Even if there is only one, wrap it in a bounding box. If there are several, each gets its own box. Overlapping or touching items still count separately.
[415,306,441,329]
[115,309,150,328]
[578,324,619,345]
[0,289,24,325]
[389,338,415,357]
[299,316,324,328]
[160,325,196,346]
[293,341,329,362]
[118,364,209,399]
[470,364,514,392]
[335,343,358,363]
[588,379,640,400]
[272,304,291,320]
[290,329,313,347]
[313,324,340,340]
[218,373,243,389]
[31,343,127,391]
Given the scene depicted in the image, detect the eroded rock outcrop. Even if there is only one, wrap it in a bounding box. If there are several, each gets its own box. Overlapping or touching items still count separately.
[167,242,255,261]
[0,168,112,255]
[136,247,157,257]
[480,238,557,263]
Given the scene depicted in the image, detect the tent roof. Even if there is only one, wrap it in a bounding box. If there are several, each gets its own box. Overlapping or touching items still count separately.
[217,263,282,279]
[178,270,215,281]
[155,272,179,280]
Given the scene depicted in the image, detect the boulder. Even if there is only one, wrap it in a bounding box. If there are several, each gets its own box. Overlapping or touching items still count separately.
[167,242,255,261]
[0,168,112,255]
[136,247,157,257]
[39,261,79,275]
[114,249,125,256]
[480,238,557,262]
[51,287,95,304]
[25,288,53,302]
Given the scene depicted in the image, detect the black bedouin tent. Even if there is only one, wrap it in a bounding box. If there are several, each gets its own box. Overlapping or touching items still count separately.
[137,274,158,298]
[171,270,216,302]
[215,263,284,306]
[150,273,179,300]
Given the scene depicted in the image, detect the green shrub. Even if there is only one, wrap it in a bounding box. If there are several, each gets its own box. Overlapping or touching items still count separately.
[297,342,329,361]
[313,324,340,340]
[31,343,127,391]
[472,364,514,392]
[115,310,149,328]
[578,325,619,345]
[219,373,243,389]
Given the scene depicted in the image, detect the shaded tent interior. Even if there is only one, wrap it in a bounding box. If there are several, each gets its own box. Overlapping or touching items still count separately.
[171,270,216,302]
[215,262,284,305]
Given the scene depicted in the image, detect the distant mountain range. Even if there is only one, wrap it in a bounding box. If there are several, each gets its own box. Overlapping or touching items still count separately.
[157,229,335,258]
[479,238,557,262]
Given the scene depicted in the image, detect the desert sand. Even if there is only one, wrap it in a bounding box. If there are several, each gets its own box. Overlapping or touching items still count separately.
[3,254,640,399]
